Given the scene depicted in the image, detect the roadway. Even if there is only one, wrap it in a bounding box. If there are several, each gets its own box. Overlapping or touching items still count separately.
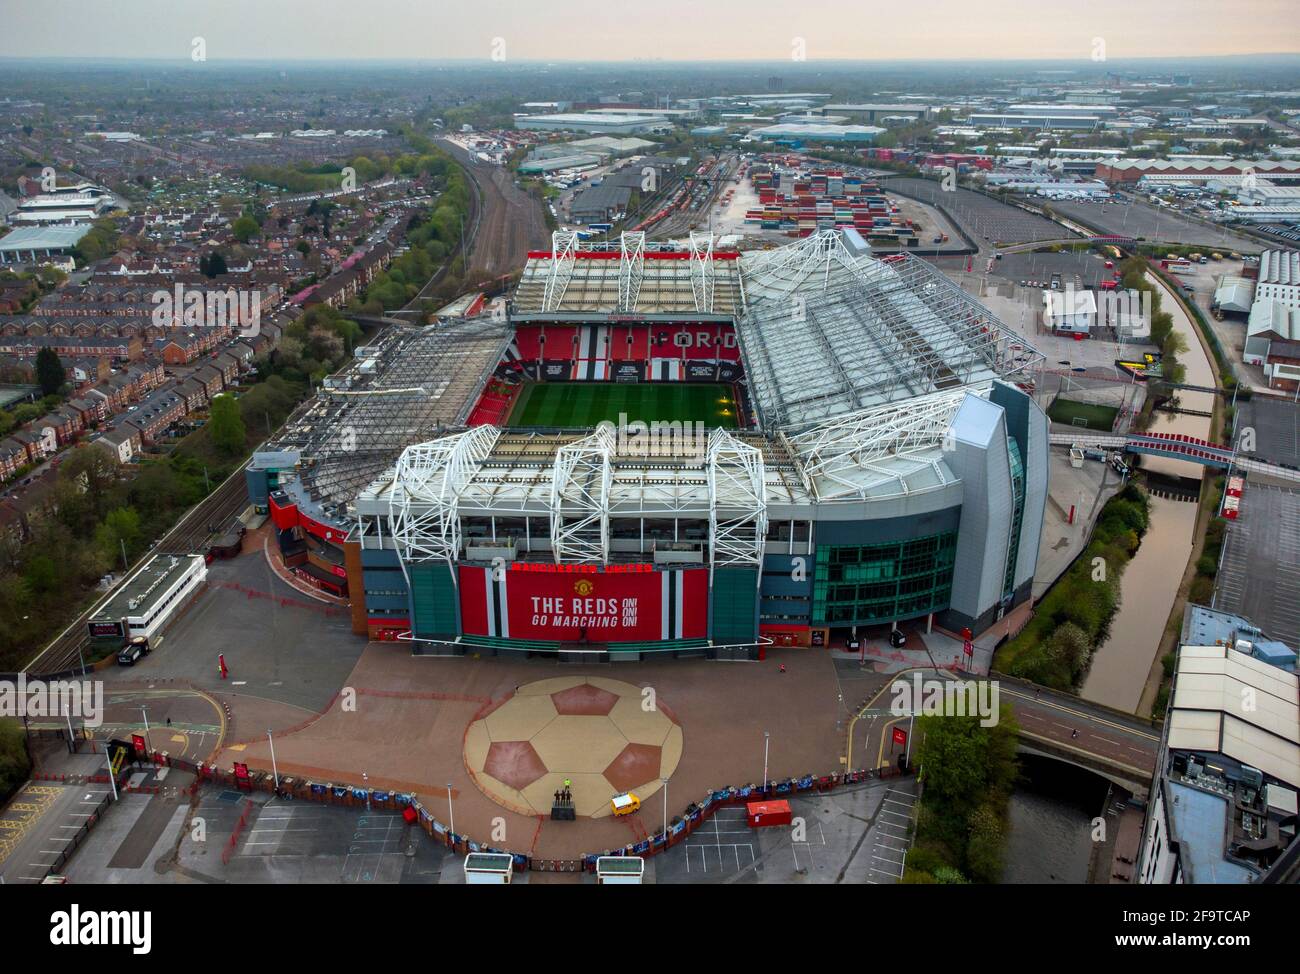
[847,669,1159,792]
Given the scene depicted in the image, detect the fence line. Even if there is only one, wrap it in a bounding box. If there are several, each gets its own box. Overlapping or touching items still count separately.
[147,744,908,874]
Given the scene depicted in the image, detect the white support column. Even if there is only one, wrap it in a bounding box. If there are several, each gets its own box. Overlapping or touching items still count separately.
[542,230,579,313]
[707,428,767,586]
[550,424,616,564]
[618,231,646,312]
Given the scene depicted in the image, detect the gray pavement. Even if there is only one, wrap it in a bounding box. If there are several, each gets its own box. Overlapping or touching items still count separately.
[1238,397,1300,470]
[1214,484,1300,648]
[1046,196,1263,253]
[0,747,117,884]
[100,551,365,713]
[54,780,456,884]
[649,777,917,884]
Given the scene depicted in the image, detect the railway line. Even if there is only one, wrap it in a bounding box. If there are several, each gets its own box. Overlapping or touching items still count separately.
[436,138,549,284]
[22,461,253,677]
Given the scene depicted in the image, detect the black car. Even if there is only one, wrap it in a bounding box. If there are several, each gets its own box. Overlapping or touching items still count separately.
[117,636,150,666]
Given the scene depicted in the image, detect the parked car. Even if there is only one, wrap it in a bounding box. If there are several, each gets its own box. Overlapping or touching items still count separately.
[117,636,150,666]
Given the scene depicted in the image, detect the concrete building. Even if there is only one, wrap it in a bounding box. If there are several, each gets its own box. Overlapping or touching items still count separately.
[746,123,885,144]
[516,113,673,135]
[86,553,208,643]
[1138,607,1299,884]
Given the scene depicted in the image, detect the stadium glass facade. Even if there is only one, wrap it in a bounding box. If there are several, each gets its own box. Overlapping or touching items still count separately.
[811,529,959,626]
[1002,437,1027,600]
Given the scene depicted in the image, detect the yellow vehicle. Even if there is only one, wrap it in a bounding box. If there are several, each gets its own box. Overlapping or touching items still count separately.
[610,792,641,817]
[1211,253,1224,261]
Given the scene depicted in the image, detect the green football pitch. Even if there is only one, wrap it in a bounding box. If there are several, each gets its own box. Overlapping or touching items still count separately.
[1047,397,1119,432]
[506,382,740,429]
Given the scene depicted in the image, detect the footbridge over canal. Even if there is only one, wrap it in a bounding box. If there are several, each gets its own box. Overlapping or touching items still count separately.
[1050,431,1300,483]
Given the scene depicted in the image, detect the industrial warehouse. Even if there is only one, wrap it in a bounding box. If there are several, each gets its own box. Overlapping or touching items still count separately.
[245,228,1048,658]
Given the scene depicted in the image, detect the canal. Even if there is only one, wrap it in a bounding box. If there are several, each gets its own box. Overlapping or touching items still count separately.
[1080,271,1216,713]
[1003,755,1111,883]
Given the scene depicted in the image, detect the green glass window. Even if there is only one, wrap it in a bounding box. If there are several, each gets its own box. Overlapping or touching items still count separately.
[1003,437,1026,599]
[811,529,957,627]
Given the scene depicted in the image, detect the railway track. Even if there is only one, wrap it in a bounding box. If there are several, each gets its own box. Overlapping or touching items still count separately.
[155,463,251,556]
[23,461,253,676]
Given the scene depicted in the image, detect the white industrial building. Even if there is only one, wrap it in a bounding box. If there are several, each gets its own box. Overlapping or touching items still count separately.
[516,113,673,135]
[86,554,209,643]
[1138,609,1299,884]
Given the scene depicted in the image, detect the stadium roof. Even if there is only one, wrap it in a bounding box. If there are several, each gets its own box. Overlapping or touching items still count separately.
[513,231,743,318]
[255,318,509,522]
[314,229,1045,546]
[736,230,1043,430]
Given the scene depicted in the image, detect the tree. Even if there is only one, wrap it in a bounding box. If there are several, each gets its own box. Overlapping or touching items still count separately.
[0,719,32,805]
[208,394,246,455]
[200,251,228,278]
[95,507,141,567]
[35,347,65,396]
[231,215,260,243]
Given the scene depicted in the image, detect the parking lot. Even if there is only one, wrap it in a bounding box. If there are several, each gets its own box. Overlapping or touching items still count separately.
[1046,196,1263,253]
[0,757,117,884]
[650,777,918,884]
[181,794,452,884]
[57,784,456,884]
[886,177,1067,246]
[1238,397,1300,469]
[1215,484,1300,649]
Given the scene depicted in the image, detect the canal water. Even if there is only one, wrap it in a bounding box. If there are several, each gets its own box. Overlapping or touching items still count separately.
[1002,755,1110,883]
[1080,272,1214,713]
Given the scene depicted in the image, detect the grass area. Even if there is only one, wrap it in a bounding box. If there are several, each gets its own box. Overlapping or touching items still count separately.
[1047,397,1119,432]
[993,483,1151,690]
[506,382,740,429]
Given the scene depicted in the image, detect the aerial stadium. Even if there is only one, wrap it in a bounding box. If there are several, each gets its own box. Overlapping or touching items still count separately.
[246,228,1048,659]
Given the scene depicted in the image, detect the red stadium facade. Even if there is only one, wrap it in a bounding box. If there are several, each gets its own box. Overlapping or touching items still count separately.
[459,563,709,642]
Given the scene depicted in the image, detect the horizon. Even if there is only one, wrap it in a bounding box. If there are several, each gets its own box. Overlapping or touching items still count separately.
[4,0,1299,63]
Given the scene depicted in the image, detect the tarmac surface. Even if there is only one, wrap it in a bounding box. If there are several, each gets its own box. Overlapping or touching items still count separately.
[1214,484,1300,649]
[1045,196,1263,253]
[649,777,919,884]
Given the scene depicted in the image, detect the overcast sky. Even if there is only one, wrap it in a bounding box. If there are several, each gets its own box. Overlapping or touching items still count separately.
[4,0,1298,62]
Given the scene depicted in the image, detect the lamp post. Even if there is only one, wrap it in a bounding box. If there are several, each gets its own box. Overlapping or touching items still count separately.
[762,731,770,790]
[267,729,279,792]
[661,777,669,836]
[447,783,456,841]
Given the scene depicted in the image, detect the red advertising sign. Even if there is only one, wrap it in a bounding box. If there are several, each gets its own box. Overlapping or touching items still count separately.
[891,726,908,747]
[233,762,249,780]
[131,734,147,755]
[963,639,974,657]
[459,565,708,643]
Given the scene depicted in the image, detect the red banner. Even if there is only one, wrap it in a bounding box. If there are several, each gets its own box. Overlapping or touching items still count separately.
[459,564,708,642]
[892,726,908,747]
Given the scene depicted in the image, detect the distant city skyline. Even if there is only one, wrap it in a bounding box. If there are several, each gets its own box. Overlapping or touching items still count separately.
[4,0,1299,63]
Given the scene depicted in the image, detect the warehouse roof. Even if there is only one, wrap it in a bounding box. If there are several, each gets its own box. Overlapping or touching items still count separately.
[1168,644,1300,786]
[0,224,92,252]
[1258,249,1300,287]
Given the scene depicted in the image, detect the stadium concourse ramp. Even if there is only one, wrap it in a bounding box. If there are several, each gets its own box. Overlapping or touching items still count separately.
[1050,430,1300,483]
